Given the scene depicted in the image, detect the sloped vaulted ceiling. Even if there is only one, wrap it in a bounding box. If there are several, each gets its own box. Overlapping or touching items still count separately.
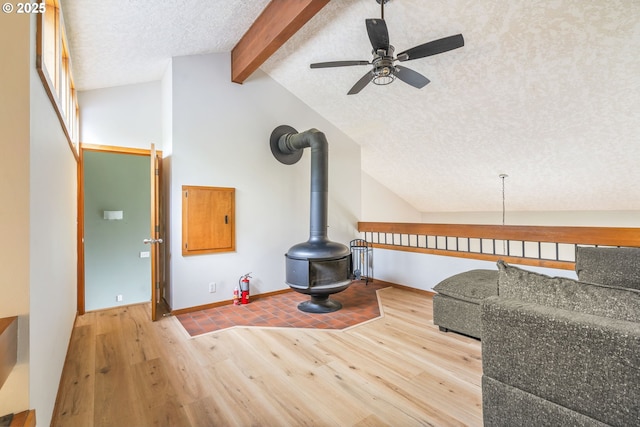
[61,0,640,213]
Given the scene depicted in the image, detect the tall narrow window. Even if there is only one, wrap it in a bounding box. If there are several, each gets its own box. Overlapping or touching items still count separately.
[42,1,58,91]
[37,0,80,158]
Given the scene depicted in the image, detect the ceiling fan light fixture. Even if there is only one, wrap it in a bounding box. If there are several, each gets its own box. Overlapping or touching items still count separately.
[372,46,395,85]
[372,67,395,85]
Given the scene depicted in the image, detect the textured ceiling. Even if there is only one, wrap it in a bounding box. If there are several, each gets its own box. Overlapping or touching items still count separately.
[61,0,640,213]
[60,0,271,89]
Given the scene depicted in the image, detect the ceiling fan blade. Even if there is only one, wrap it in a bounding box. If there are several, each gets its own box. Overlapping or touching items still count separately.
[365,19,390,52]
[347,71,373,95]
[310,60,370,68]
[394,65,430,89]
[397,34,464,61]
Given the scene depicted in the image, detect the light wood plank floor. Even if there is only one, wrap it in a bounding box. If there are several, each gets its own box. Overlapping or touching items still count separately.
[51,287,482,426]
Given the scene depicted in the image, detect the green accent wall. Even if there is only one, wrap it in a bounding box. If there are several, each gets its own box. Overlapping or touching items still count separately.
[84,151,151,310]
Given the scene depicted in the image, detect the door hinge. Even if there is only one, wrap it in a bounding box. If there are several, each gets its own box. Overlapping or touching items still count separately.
[155,225,160,232]
[184,191,188,198]
[155,168,159,176]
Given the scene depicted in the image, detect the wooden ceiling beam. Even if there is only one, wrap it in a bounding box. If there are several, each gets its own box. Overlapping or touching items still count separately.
[231,0,329,84]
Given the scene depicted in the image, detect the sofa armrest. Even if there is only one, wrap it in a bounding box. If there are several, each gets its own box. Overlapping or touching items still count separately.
[482,296,640,427]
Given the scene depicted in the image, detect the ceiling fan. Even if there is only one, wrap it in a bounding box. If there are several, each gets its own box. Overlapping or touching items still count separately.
[310,0,464,95]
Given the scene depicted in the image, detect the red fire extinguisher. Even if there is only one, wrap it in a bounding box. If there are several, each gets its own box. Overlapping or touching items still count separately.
[238,273,251,304]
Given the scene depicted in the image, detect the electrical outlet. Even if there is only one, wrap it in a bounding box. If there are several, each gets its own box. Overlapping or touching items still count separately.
[208,282,216,293]
[116,294,123,302]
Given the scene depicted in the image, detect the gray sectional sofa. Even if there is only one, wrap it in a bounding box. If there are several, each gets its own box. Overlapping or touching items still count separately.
[482,247,640,426]
[432,269,498,339]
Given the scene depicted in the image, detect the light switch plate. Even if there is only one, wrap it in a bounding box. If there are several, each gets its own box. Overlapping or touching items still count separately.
[140,251,150,258]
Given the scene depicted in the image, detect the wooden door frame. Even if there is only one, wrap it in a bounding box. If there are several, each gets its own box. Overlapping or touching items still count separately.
[77,143,163,315]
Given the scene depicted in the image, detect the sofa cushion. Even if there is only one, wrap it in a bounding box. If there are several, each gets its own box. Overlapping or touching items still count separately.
[433,269,498,304]
[497,260,640,323]
[576,246,640,290]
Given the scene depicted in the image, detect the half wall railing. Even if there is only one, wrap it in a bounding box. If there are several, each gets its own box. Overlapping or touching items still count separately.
[358,222,640,270]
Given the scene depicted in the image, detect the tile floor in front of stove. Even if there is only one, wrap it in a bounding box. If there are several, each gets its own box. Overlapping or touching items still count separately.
[176,280,387,336]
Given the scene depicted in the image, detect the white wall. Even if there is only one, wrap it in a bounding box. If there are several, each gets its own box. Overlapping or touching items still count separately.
[421,210,640,226]
[161,60,173,156]
[28,63,78,426]
[169,53,361,310]
[0,11,30,416]
[79,81,162,149]
[161,61,173,304]
[0,13,81,427]
[0,15,77,427]
[361,171,421,222]
[372,249,578,293]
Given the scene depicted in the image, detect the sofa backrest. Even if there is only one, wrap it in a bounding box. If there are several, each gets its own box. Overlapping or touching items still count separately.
[575,246,640,290]
[497,260,640,323]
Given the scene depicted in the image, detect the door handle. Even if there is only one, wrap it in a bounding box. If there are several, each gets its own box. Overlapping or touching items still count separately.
[143,238,164,244]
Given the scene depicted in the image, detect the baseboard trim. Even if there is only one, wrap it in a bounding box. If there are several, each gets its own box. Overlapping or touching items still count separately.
[170,279,433,316]
[170,288,294,316]
[372,278,436,297]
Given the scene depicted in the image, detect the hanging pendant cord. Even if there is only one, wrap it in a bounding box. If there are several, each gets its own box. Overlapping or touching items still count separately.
[499,174,508,255]
[501,176,506,226]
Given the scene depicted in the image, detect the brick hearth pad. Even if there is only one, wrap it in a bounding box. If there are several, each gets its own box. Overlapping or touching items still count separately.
[176,280,387,337]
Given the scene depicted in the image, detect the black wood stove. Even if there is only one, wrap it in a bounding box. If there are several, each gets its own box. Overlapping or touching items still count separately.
[270,125,352,313]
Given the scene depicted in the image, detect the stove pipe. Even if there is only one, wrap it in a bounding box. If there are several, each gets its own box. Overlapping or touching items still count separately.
[270,125,352,313]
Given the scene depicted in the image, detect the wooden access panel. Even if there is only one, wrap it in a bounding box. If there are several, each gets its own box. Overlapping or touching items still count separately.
[182,186,235,255]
